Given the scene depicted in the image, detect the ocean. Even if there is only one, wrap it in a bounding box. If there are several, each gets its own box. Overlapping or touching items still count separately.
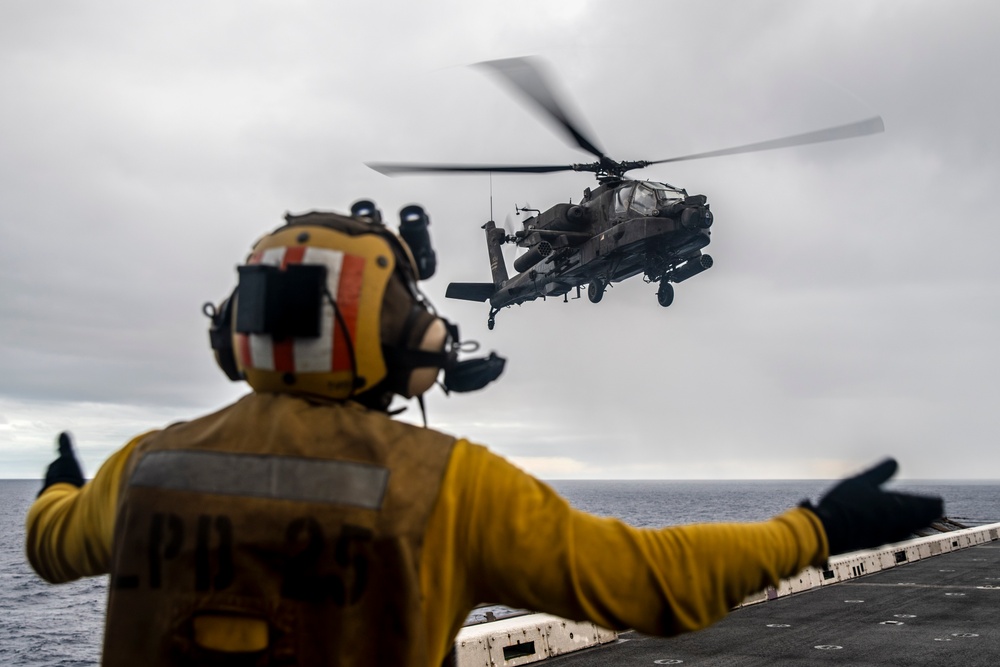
[2,478,997,665]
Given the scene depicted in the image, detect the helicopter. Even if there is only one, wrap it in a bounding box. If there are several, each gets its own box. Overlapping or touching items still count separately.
[368,57,884,330]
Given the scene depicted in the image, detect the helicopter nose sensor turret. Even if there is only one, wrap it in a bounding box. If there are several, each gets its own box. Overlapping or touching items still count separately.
[680,206,713,230]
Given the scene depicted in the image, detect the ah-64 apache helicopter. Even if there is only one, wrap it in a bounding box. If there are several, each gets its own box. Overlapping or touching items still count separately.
[369,58,883,330]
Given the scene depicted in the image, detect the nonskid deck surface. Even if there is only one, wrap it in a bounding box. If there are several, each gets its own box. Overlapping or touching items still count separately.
[546,542,1000,666]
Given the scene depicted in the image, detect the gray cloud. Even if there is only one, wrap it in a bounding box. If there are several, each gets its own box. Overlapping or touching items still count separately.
[2,0,998,480]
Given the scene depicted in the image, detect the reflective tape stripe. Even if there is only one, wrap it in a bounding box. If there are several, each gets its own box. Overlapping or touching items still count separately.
[129,450,388,509]
[235,246,365,375]
[296,246,344,372]
[331,253,364,372]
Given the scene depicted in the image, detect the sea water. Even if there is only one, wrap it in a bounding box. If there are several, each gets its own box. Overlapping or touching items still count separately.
[3,478,996,665]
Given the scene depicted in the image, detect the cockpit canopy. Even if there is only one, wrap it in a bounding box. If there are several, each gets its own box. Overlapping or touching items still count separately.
[612,181,688,217]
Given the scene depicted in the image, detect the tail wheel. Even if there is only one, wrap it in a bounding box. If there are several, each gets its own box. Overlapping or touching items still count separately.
[657,281,674,307]
[587,279,606,303]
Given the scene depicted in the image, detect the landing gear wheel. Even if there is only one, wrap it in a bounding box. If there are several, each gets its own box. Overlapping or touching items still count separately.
[657,282,674,308]
[487,317,495,330]
[588,279,606,304]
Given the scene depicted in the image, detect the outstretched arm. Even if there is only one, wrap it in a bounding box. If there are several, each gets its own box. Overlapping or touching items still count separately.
[438,445,941,638]
[454,444,826,635]
[25,433,149,583]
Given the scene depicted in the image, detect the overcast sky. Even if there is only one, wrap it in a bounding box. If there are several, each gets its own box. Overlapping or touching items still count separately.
[2,0,998,481]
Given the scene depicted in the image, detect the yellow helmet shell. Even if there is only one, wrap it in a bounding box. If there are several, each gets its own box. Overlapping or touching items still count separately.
[233,224,396,400]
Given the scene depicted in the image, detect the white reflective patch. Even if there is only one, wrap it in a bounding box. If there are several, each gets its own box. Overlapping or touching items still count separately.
[294,247,344,372]
[249,333,274,370]
[244,247,286,371]
[130,450,388,509]
[258,247,286,267]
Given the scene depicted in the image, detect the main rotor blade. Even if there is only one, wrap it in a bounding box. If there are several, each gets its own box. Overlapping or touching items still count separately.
[476,57,605,160]
[647,116,885,165]
[366,162,577,176]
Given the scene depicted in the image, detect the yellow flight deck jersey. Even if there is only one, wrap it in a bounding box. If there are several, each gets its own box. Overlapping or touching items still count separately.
[27,394,828,667]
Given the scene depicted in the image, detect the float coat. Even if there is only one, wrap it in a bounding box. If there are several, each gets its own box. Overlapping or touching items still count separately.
[102,393,454,667]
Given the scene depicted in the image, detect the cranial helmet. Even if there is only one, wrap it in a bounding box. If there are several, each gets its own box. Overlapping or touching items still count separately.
[205,204,504,409]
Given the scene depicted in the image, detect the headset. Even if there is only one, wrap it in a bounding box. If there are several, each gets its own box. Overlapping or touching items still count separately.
[204,202,505,412]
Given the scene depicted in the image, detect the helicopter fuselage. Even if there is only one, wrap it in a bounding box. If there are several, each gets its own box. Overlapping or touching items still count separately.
[446,179,714,319]
[375,57,883,329]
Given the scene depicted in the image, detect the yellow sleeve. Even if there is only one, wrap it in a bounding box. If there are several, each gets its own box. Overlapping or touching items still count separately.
[420,440,829,657]
[25,434,151,583]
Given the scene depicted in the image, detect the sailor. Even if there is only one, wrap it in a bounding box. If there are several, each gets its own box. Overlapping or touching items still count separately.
[26,204,943,666]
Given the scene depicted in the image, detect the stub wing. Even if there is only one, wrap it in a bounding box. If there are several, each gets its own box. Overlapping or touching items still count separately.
[446,282,496,302]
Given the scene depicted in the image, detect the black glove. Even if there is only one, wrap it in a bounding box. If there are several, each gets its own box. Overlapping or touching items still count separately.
[39,432,86,497]
[803,458,943,556]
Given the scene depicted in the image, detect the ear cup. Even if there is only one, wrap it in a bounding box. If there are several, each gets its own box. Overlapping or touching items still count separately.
[205,293,240,381]
[404,318,448,397]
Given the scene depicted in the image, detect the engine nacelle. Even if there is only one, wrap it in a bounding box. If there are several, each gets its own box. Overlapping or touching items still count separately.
[527,203,589,233]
